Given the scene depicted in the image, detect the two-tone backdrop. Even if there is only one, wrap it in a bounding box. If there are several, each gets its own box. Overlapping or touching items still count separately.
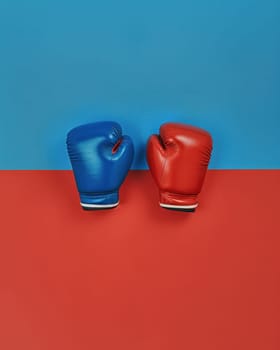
[1,1,280,350]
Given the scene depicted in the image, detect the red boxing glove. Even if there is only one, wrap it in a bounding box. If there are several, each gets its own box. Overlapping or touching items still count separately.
[147,123,213,211]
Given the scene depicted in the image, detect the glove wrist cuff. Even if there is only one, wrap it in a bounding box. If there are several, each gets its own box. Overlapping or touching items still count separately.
[159,191,198,211]
[79,191,119,210]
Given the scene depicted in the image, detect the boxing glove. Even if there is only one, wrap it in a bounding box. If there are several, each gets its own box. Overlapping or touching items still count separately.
[147,123,212,211]
[66,121,134,209]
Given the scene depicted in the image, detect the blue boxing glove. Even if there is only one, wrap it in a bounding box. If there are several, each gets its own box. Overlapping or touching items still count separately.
[66,121,134,209]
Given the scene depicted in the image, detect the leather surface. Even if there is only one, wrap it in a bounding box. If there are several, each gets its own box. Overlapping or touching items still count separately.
[67,121,134,205]
[147,123,213,206]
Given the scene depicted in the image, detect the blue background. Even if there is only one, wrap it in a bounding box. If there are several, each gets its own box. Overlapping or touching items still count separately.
[0,0,279,169]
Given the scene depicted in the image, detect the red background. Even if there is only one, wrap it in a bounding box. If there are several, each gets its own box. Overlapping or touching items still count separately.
[1,170,280,349]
